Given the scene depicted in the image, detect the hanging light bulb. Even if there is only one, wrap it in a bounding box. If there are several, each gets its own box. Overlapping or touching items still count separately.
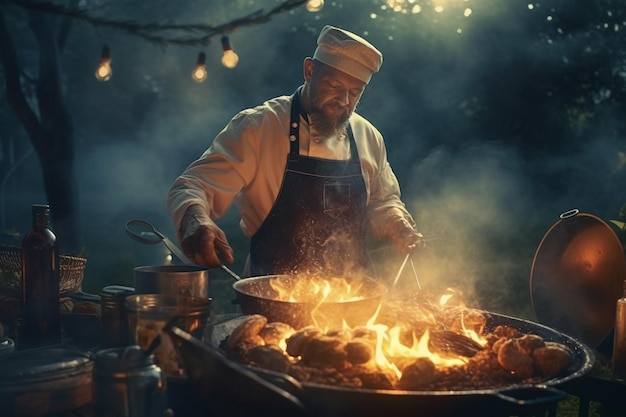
[95,45,112,82]
[220,36,239,69]
[306,0,324,12]
[192,52,208,83]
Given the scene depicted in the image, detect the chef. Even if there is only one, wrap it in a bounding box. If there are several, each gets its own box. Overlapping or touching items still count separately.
[167,25,424,278]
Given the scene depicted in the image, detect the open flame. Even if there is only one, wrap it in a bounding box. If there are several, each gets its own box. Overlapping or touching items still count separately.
[226,283,576,391]
[264,277,490,377]
[269,284,489,378]
[362,307,484,378]
[269,276,366,303]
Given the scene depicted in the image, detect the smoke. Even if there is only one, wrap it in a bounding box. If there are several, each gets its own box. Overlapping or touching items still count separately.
[4,1,625,317]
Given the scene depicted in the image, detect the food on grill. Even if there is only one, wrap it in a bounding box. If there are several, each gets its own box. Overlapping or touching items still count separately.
[220,293,574,391]
[345,338,374,364]
[259,322,295,347]
[533,342,574,378]
[285,326,323,356]
[397,358,437,390]
[495,338,535,378]
[246,345,292,373]
[227,314,267,350]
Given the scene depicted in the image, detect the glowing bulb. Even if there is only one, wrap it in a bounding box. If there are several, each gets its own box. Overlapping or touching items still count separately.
[192,52,207,83]
[220,36,239,69]
[95,46,112,82]
[306,0,324,12]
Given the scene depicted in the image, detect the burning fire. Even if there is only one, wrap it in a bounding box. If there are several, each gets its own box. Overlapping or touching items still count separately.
[268,280,488,376]
[269,276,367,303]
[225,286,575,391]
[365,294,488,377]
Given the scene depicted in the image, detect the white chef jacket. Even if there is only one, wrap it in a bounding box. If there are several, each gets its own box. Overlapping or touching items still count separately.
[167,90,414,243]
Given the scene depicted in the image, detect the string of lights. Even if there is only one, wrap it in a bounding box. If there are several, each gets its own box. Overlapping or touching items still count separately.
[94,1,322,82]
[4,0,324,82]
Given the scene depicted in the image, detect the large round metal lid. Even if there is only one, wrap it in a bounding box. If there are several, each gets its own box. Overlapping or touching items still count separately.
[530,209,626,347]
[0,344,92,385]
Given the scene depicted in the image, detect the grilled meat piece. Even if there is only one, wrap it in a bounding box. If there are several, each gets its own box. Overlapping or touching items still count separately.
[345,338,375,364]
[259,322,295,347]
[496,339,534,378]
[227,314,267,350]
[532,342,572,378]
[397,358,437,390]
[246,345,292,373]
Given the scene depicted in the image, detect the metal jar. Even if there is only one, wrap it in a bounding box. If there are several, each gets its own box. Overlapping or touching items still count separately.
[100,285,136,348]
[92,345,168,417]
[125,294,212,378]
[134,265,210,299]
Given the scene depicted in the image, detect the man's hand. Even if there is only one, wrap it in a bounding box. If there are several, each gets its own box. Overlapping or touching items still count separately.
[179,206,234,267]
[387,215,426,255]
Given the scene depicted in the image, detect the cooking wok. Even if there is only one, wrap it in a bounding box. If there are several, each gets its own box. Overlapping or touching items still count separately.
[167,312,594,417]
[232,274,387,329]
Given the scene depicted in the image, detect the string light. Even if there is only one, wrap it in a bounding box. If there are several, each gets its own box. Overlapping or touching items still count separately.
[220,36,239,69]
[191,51,208,83]
[94,3,323,84]
[306,0,324,12]
[94,45,112,82]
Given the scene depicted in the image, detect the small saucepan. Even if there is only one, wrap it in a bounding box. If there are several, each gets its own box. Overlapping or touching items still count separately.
[125,219,240,298]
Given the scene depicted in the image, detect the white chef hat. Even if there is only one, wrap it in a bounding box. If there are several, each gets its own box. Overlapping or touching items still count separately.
[312,25,383,84]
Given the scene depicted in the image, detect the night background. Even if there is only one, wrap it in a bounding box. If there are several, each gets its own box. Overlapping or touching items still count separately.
[1,0,625,319]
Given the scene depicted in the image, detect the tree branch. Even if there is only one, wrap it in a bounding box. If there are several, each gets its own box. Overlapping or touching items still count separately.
[5,0,308,47]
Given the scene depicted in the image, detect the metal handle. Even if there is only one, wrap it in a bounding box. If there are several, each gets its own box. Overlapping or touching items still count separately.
[125,219,165,244]
[220,264,241,281]
[125,218,193,264]
[492,385,567,407]
[392,253,422,290]
[409,258,422,290]
[559,208,580,220]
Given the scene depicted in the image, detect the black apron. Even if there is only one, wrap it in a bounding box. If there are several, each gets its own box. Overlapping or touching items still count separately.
[249,90,372,277]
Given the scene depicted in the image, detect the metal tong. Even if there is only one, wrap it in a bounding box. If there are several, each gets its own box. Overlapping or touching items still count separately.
[392,252,422,290]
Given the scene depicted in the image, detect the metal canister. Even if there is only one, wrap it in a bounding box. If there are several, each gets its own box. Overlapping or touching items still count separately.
[125,294,212,378]
[100,285,136,347]
[92,345,168,417]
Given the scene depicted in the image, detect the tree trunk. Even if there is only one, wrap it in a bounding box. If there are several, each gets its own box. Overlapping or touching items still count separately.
[0,8,81,253]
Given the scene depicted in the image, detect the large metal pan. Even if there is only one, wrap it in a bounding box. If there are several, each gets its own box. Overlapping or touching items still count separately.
[168,312,594,417]
[232,274,388,329]
[530,209,626,347]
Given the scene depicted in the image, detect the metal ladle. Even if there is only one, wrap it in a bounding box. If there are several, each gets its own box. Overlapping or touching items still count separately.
[125,218,242,281]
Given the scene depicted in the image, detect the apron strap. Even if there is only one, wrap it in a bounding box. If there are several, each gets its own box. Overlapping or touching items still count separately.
[289,87,358,163]
[289,90,302,162]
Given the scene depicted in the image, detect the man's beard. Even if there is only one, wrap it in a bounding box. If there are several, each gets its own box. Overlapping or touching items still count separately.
[309,100,351,138]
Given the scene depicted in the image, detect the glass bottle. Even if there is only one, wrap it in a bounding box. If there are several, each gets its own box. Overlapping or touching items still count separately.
[20,204,61,349]
[613,280,626,378]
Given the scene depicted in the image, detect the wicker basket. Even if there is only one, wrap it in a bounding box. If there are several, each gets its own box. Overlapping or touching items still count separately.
[0,246,86,293]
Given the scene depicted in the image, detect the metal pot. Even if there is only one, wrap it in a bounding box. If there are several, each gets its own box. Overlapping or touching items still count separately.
[232,275,388,329]
[167,312,594,417]
[134,265,210,299]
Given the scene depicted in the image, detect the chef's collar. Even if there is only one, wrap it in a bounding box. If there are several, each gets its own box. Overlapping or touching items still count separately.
[295,86,310,125]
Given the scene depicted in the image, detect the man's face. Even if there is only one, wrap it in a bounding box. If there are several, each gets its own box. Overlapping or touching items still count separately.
[305,59,366,137]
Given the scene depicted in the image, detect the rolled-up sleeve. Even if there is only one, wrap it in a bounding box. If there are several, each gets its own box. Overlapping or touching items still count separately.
[167,97,292,241]
[167,113,255,237]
